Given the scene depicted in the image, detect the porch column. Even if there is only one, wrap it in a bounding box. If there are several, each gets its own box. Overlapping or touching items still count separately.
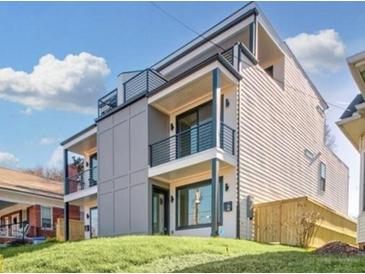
[211,68,221,237]
[64,202,69,241]
[63,148,70,241]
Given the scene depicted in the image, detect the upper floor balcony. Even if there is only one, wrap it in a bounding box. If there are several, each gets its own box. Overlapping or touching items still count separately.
[61,124,97,203]
[149,121,235,167]
[96,44,244,119]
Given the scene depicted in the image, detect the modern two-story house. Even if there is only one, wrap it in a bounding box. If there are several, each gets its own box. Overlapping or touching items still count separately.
[62,2,349,240]
[337,51,365,249]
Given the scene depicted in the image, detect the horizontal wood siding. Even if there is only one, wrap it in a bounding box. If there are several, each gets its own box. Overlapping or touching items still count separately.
[238,53,349,226]
[254,197,356,248]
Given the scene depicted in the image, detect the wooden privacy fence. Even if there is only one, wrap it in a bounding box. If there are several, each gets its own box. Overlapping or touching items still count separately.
[254,197,357,248]
[56,218,84,241]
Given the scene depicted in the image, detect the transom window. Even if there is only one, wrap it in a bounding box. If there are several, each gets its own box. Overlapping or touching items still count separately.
[176,178,223,230]
[41,206,52,229]
[319,162,326,192]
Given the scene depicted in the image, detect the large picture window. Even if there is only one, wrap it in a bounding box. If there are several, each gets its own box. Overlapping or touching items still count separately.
[41,206,52,229]
[176,178,223,230]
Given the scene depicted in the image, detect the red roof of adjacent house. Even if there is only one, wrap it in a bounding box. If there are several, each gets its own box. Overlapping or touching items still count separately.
[0,167,63,199]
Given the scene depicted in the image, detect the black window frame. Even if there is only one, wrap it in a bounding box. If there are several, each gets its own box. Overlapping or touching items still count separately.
[319,162,326,192]
[175,177,223,231]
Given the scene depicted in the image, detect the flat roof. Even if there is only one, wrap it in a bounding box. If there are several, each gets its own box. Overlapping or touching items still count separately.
[0,167,63,199]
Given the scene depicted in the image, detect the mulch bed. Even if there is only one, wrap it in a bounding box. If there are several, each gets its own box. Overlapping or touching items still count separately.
[314,241,365,256]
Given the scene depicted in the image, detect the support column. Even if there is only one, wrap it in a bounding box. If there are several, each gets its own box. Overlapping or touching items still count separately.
[64,202,69,241]
[211,158,220,237]
[211,67,221,237]
[63,149,70,241]
[249,13,257,57]
[212,68,221,148]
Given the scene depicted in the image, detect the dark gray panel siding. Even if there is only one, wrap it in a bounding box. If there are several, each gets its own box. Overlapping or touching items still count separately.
[97,97,149,237]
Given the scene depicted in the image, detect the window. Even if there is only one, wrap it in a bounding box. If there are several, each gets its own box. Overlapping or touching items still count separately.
[176,178,223,230]
[41,206,52,229]
[319,162,326,192]
[264,65,274,78]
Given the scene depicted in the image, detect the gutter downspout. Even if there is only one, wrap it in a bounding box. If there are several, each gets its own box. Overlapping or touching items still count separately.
[236,47,241,239]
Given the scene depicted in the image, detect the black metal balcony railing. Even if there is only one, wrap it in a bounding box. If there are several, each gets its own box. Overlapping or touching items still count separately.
[220,123,235,155]
[221,46,234,66]
[98,89,118,117]
[97,69,167,117]
[123,69,167,102]
[66,166,98,195]
[149,121,235,167]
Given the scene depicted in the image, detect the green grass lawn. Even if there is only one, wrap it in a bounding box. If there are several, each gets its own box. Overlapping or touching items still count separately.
[0,236,364,272]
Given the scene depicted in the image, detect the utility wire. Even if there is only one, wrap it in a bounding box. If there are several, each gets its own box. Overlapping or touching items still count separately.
[150,1,351,114]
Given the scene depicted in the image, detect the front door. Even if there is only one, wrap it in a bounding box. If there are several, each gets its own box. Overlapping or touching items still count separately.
[90,207,98,238]
[11,213,19,236]
[152,187,169,235]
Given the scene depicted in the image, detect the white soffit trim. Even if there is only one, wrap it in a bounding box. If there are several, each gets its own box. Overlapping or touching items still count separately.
[64,185,97,203]
[336,112,362,126]
[152,2,256,71]
[148,61,239,105]
[159,18,254,75]
[63,126,97,150]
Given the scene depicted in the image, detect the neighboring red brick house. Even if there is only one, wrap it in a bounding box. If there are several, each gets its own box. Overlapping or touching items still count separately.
[0,167,80,241]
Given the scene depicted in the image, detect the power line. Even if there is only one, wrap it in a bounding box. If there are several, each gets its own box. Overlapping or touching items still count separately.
[149,1,351,114]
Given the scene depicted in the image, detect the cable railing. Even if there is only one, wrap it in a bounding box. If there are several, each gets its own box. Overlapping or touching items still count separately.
[123,69,167,102]
[98,89,118,117]
[66,166,98,195]
[149,121,235,167]
[220,122,235,155]
[97,69,167,117]
[221,46,234,66]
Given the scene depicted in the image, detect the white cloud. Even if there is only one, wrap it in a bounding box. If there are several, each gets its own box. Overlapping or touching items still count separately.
[40,137,58,145]
[47,146,63,169]
[0,52,110,114]
[285,29,346,74]
[0,152,19,168]
[20,107,33,116]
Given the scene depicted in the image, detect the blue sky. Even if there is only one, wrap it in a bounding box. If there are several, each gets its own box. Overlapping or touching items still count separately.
[0,1,364,216]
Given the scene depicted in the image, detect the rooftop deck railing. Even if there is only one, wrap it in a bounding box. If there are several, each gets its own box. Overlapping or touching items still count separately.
[149,121,235,167]
[98,89,118,117]
[221,46,234,66]
[65,166,97,195]
[97,45,240,118]
[123,69,167,102]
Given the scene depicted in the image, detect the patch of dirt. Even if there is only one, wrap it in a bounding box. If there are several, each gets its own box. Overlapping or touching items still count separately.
[315,241,365,256]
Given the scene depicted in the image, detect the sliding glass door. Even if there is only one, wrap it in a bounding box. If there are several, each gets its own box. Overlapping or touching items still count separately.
[176,102,212,158]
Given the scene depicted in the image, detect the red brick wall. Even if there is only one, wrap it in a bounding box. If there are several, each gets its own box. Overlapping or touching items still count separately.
[1,204,81,238]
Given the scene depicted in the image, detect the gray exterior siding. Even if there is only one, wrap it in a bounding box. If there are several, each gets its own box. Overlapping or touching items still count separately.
[97,98,150,236]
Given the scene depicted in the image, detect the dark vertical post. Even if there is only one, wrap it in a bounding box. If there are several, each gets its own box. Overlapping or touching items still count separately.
[64,202,69,241]
[211,68,221,237]
[249,14,257,57]
[211,158,220,237]
[63,148,70,241]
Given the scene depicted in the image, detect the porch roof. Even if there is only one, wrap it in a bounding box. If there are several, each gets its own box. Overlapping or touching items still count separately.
[0,167,63,200]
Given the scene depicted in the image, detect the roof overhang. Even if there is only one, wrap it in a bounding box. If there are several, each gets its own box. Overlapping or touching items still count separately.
[152,2,257,73]
[148,55,241,114]
[61,124,97,154]
[347,51,365,95]
[337,110,365,151]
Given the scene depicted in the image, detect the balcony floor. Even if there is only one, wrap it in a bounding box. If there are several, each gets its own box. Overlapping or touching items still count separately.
[148,147,236,183]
